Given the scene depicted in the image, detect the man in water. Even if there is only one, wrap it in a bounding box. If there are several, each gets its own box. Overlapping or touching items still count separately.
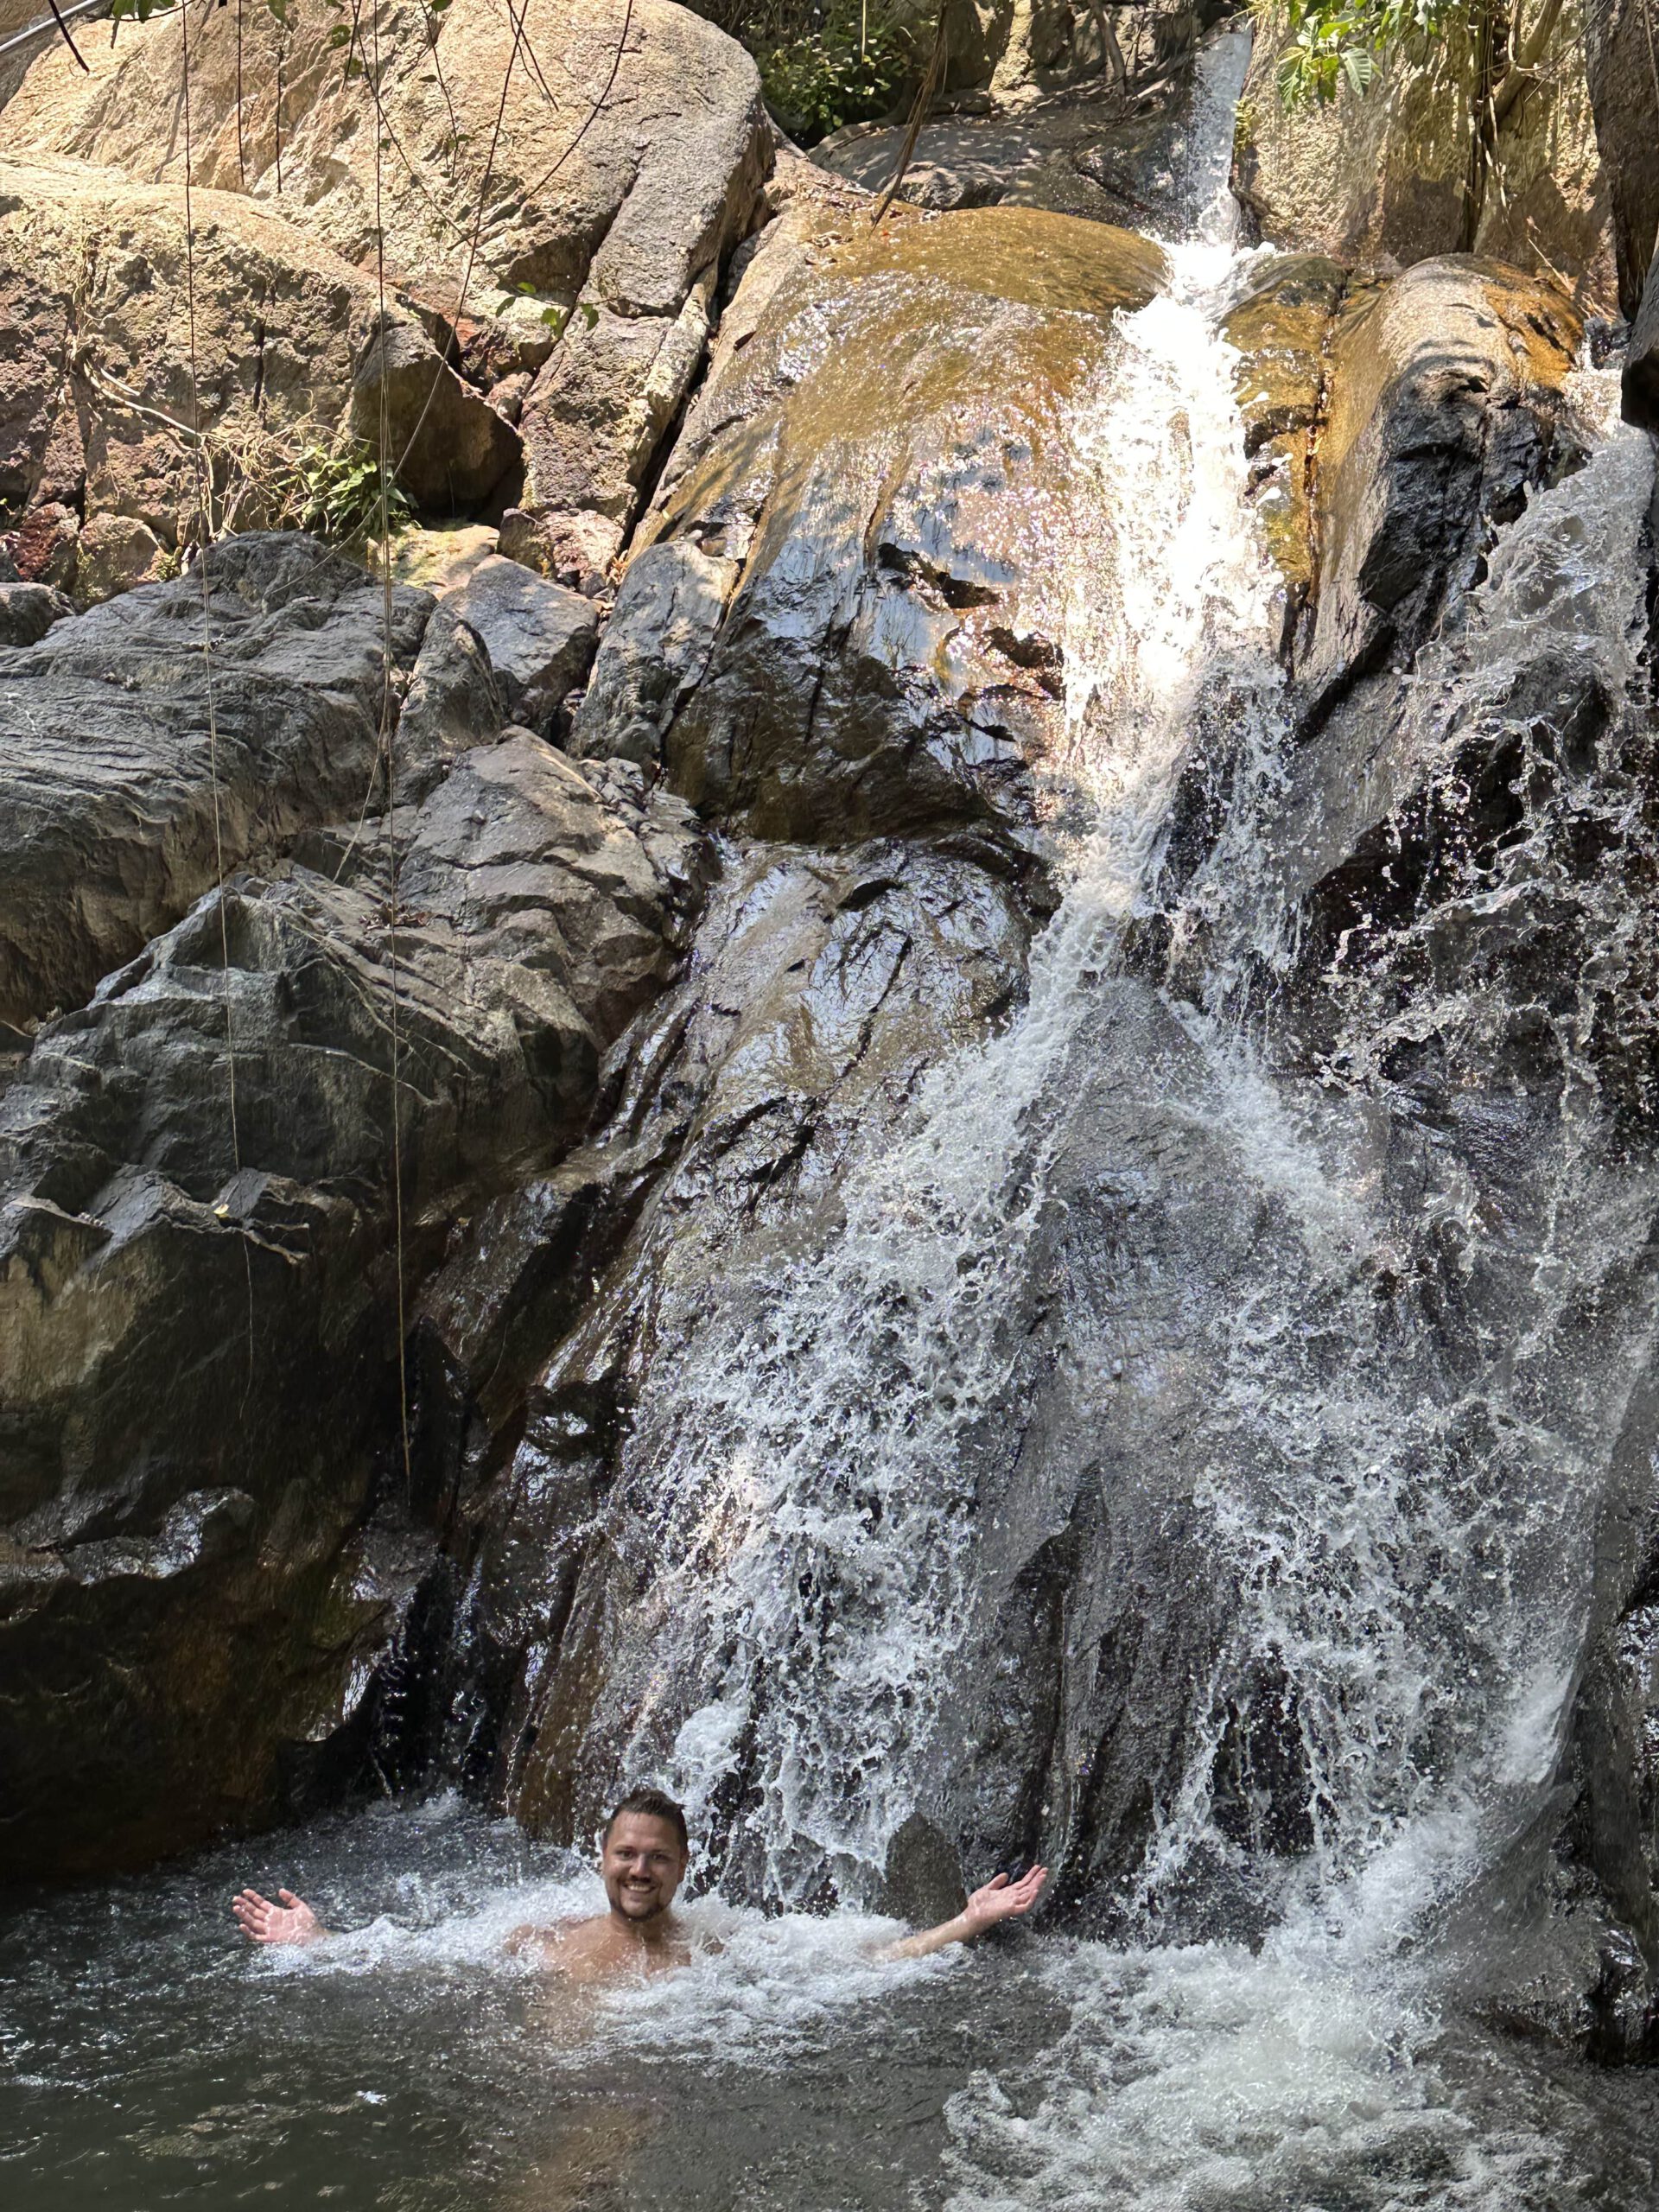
[232,1785,1048,1979]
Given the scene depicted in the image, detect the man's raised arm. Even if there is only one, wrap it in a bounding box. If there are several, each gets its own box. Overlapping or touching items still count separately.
[232,1887,329,1945]
[878,1864,1048,1961]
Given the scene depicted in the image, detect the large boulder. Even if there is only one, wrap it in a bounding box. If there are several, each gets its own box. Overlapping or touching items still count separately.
[1,0,773,582]
[1231,18,1478,272]
[583,193,1165,843]
[0,719,706,1879]
[1298,256,1581,715]
[443,555,600,737]
[0,156,393,580]
[1233,0,1653,315]
[0,534,429,1030]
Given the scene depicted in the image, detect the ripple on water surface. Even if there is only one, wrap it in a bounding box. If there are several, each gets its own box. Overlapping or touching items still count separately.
[3,1802,1656,2212]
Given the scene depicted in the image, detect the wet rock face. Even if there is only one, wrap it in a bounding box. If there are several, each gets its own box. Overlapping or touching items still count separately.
[411,836,1039,1847]
[0,534,428,1031]
[1299,257,1580,715]
[0,538,706,1878]
[604,199,1165,844]
[442,557,600,740]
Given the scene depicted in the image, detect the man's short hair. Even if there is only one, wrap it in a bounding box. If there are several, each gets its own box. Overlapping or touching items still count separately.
[603,1786,689,1853]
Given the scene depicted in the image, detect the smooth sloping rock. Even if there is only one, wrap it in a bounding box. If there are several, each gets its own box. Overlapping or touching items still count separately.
[1300,255,1580,715]
[0,730,706,1880]
[443,556,599,736]
[0,532,429,1027]
[632,197,1166,843]
[571,539,739,766]
[350,321,521,514]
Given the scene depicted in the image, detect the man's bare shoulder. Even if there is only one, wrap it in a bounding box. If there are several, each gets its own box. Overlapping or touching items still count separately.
[504,1913,603,1968]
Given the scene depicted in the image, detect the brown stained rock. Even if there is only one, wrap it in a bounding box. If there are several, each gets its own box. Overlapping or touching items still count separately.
[1222,253,1347,645]
[1301,254,1581,715]
[0,729,707,1881]
[73,511,167,607]
[5,495,76,587]
[631,200,1166,845]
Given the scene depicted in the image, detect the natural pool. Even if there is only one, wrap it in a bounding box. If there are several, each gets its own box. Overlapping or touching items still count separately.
[5,1796,1657,2211]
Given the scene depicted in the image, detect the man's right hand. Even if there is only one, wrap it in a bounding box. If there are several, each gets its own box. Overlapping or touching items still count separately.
[232,1887,326,1945]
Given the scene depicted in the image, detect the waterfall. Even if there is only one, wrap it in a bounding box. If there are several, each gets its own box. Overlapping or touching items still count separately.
[600,27,1286,1905]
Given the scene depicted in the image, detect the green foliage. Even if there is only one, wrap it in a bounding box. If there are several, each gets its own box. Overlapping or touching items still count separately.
[759,10,911,144]
[290,442,413,549]
[1261,0,1462,105]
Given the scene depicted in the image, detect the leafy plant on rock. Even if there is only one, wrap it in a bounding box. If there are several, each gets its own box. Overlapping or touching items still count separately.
[759,8,912,143]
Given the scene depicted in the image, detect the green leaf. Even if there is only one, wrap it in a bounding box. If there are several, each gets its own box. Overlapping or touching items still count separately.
[327,22,351,46]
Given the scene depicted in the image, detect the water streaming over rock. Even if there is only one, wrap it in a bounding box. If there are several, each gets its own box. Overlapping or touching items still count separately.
[572,28,1295,1908]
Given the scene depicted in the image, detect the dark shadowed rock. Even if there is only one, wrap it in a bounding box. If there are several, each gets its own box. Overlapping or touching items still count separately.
[1300,256,1580,717]
[443,556,600,737]
[0,727,706,1880]
[0,533,429,1030]
[571,539,739,767]
[1623,244,1659,429]
[350,323,522,516]
[0,577,70,646]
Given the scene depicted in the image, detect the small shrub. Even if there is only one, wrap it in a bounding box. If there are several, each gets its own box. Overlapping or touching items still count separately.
[1259,0,1462,105]
[760,11,912,143]
[291,442,414,549]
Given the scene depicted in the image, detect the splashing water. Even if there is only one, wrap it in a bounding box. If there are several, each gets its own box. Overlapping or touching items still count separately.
[611,25,1283,1906]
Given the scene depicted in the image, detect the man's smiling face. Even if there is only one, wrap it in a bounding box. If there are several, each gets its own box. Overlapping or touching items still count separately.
[601,1812,689,1923]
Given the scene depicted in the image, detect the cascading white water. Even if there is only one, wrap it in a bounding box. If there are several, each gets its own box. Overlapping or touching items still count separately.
[616,28,1286,1904]
[938,270,1659,2212]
